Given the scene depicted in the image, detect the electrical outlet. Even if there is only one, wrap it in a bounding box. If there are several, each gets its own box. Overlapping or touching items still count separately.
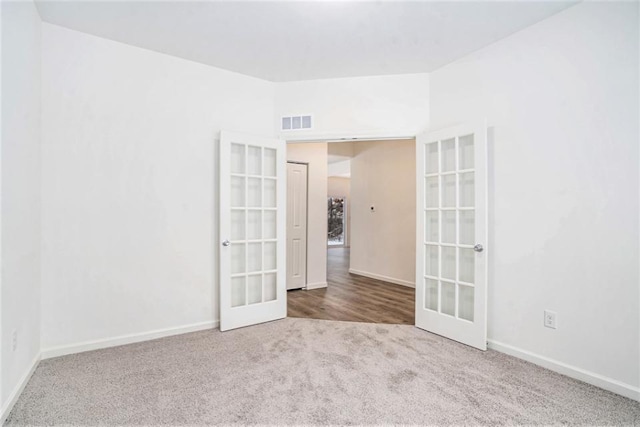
[11,329,18,351]
[544,310,557,329]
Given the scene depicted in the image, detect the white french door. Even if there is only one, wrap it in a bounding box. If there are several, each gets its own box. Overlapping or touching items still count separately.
[415,122,488,350]
[219,131,286,331]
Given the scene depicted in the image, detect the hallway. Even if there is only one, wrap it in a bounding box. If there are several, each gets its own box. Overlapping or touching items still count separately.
[287,248,415,324]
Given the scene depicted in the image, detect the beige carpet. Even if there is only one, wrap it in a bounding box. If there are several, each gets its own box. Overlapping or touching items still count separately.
[6,318,640,425]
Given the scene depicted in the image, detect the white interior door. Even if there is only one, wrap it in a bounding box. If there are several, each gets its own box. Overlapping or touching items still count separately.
[415,122,488,350]
[286,162,308,290]
[219,131,286,331]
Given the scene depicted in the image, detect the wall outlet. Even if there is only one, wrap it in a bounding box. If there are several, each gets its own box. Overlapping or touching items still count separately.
[11,329,18,351]
[544,310,557,329]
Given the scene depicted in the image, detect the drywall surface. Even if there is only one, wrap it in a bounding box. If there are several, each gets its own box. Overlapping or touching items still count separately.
[275,73,429,140]
[40,24,275,350]
[327,177,351,247]
[350,140,416,286]
[287,143,327,288]
[1,0,41,412]
[430,2,639,390]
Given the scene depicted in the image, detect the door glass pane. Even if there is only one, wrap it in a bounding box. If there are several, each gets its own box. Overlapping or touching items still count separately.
[231,210,245,240]
[459,285,474,321]
[247,178,261,207]
[231,143,245,174]
[247,242,262,272]
[247,146,262,175]
[459,172,475,207]
[459,210,475,245]
[264,148,276,177]
[441,138,456,172]
[231,244,245,274]
[264,273,277,302]
[425,278,438,311]
[425,245,439,277]
[247,210,261,240]
[442,174,456,208]
[442,211,456,244]
[264,179,276,208]
[264,242,277,270]
[425,142,438,174]
[247,274,262,304]
[459,248,475,283]
[231,276,246,307]
[425,177,439,208]
[459,134,474,170]
[441,282,456,316]
[231,177,245,207]
[442,246,456,280]
[264,210,276,239]
[425,211,438,242]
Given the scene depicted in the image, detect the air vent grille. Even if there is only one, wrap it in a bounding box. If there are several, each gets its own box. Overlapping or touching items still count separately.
[282,115,312,131]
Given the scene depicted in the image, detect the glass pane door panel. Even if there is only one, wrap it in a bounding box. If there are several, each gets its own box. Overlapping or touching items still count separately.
[459,285,474,321]
[441,138,456,172]
[425,211,439,242]
[247,275,262,304]
[247,146,262,175]
[425,245,439,277]
[264,273,277,301]
[264,211,277,239]
[459,210,475,245]
[247,178,262,207]
[264,148,277,177]
[459,172,475,207]
[459,134,474,170]
[425,278,438,311]
[441,247,456,280]
[264,242,277,270]
[442,211,456,244]
[425,177,439,208]
[230,143,245,174]
[231,244,245,274]
[247,211,261,240]
[231,277,246,307]
[264,179,277,208]
[247,243,262,272]
[441,282,456,316]
[442,174,456,208]
[459,248,475,283]
[425,142,439,174]
[231,210,245,240]
[231,177,245,207]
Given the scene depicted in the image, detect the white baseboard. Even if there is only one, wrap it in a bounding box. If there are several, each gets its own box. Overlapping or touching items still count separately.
[348,269,415,288]
[488,340,640,402]
[1,353,41,425]
[305,282,328,290]
[41,320,219,360]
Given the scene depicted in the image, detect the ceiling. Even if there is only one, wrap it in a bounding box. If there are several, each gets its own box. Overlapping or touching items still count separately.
[35,1,577,82]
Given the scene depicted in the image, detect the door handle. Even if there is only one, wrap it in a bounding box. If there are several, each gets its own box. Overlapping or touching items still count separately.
[474,244,483,252]
[222,240,230,247]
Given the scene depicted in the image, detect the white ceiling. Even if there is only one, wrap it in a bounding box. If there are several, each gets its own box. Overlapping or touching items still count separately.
[35,1,577,82]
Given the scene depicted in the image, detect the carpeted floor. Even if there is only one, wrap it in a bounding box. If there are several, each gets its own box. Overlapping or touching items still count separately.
[6,318,640,425]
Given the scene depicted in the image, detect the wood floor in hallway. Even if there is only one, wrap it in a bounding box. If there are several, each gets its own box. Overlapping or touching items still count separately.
[287,248,415,324]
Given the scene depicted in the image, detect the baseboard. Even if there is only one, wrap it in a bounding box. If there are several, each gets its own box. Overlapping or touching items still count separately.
[305,282,328,290]
[1,353,41,424]
[488,340,640,402]
[348,268,415,288]
[41,320,219,360]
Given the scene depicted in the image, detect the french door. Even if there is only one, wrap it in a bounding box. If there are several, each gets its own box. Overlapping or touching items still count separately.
[219,131,286,331]
[415,122,488,350]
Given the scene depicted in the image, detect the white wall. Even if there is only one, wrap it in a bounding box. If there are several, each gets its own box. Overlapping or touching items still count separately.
[349,140,416,287]
[275,73,429,140]
[1,0,41,415]
[287,143,327,288]
[327,177,350,247]
[429,2,639,393]
[40,24,275,352]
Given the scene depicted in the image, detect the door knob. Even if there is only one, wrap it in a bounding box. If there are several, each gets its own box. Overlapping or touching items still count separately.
[474,244,483,252]
[222,240,230,247]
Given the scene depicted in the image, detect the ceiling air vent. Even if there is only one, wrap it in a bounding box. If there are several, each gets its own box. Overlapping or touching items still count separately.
[281,115,312,131]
